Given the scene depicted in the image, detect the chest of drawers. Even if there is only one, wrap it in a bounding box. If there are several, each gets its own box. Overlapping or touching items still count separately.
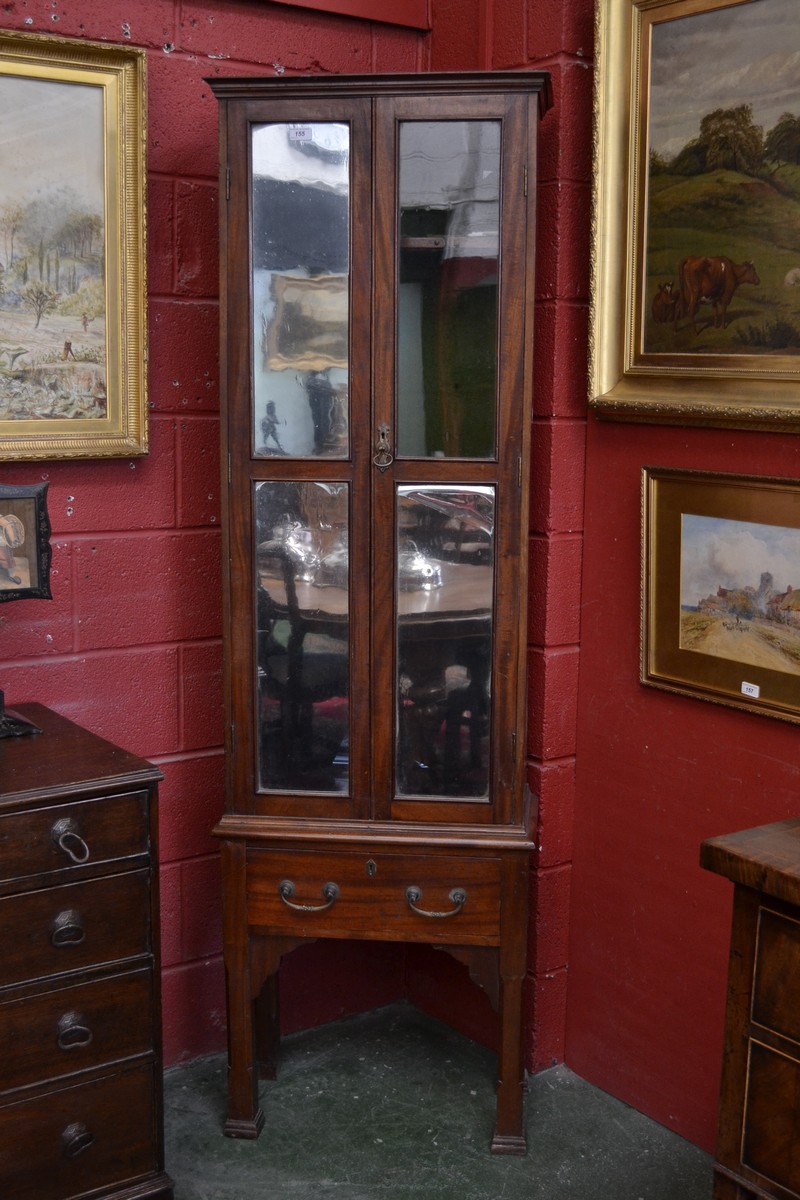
[702,818,800,1200]
[0,704,173,1200]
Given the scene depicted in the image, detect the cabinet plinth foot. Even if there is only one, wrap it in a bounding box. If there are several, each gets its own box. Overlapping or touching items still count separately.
[490,1132,527,1155]
[224,1110,265,1139]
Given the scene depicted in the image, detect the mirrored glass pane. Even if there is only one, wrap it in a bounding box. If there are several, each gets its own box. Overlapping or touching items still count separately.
[255,481,350,793]
[397,121,500,460]
[395,485,494,798]
[251,123,350,458]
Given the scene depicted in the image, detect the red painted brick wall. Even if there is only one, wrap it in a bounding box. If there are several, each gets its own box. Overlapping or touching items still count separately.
[500,0,594,1077]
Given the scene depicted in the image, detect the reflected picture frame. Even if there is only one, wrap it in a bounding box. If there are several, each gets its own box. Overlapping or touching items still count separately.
[642,467,800,723]
[0,31,147,460]
[263,274,349,372]
[0,481,52,602]
[590,0,800,431]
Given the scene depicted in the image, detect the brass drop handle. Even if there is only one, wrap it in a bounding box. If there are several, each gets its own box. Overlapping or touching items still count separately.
[57,1011,93,1051]
[51,909,86,947]
[62,1122,95,1159]
[51,817,90,864]
[278,879,340,912]
[373,423,393,471]
[405,885,467,919]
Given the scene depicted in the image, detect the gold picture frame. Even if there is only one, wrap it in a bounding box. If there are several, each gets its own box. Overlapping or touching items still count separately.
[590,0,800,431]
[0,32,147,459]
[642,467,800,723]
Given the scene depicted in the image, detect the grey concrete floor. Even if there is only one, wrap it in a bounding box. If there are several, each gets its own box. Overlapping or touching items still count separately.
[164,1002,713,1199]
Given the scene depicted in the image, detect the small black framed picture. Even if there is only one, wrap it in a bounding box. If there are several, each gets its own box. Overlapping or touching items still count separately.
[0,481,52,602]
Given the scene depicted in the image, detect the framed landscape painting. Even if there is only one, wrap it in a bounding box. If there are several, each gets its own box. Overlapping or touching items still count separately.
[0,32,147,460]
[591,0,800,429]
[642,467,800,723]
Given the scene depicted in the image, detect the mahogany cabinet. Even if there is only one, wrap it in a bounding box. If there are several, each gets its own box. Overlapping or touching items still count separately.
[210,70,551,1153]
[0,705,172,1200]
[702,819,800,1200]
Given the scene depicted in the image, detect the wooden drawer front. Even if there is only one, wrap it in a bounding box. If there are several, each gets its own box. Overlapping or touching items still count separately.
[753,906,800,1044]
[742,1039,800,1193]
[0,968,152,1095]
[0,1062,157,1200]
[0,871,150,989]
[247,850,501,943]
[0,791,149,889]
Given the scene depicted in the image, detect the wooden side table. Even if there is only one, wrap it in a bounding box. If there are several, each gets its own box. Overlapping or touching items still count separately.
[702,818,800,1200]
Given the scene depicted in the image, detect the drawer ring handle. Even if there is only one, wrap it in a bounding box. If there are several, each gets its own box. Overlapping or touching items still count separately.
[57,1011,94,1051]
[51,817,90,864]
[278,879,340,912]
[51,909,86,947]
[373,423,394,472]
[406,886,467,919]
[62,1122,95,1159]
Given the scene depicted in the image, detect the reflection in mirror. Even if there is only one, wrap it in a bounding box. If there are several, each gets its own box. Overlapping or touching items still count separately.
[397,121,500,459]
[255,480,350,793]
[251,123,350,458]
[395,485,495,798]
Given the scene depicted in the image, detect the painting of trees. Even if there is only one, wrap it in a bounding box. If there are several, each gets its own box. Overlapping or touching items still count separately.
[765,114,800,167]
[0,74,108,422]
[22,281,58,329]
[646,104,800,353]
[699,105,764,176]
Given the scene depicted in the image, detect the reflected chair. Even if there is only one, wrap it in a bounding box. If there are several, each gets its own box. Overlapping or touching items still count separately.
[256,546,348,788]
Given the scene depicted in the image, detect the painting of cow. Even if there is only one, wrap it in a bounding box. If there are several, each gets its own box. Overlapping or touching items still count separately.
[677,256,760,335]
[651,281,681,325]
[640,0,800,360]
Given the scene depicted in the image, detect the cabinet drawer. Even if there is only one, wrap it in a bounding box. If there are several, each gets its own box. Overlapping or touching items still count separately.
[247,849,501,943]
[0,871,150,989]
[0,791,149,890]
[0,967,152,1095]
[0,1062,157,1200]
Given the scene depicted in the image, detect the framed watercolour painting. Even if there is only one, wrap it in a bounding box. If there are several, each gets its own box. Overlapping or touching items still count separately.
[591,0,800,430]
[0,32,147,460]
[642,467,800,723]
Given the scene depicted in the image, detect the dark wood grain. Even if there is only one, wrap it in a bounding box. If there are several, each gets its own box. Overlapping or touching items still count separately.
[0,789,149,895]
[0,1064,159,1200]
[0,705,161,805]
[246,846,502,942]
[0,967,152,1093]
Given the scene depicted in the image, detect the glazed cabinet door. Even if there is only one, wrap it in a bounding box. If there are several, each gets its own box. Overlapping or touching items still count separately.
[370,92,533,827]
[223,97,373,820]
[220,82,538,830]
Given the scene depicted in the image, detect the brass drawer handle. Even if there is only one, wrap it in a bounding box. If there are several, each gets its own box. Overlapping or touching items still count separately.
[62,1122,95,1159]
[405,885,467,919]
[278,879,340,912]
[51,817,90,864]
[57,1011,93,1051]
[51,909,86,947]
